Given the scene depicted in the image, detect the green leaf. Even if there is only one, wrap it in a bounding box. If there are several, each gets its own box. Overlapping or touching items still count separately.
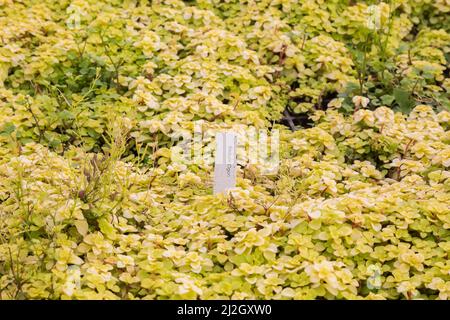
[393,88,414,114]
[58,110,75,121]
[49,139,61,148]
[380,95,395,106]
[365,81,375,89]
[98,217,117,239]
[0,122,16,136]
[345,82,360,95]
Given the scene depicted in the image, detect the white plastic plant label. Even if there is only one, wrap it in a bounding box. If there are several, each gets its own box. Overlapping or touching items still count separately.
[214,132,237,194]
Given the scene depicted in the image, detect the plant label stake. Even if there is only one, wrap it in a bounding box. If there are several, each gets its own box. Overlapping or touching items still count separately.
[214,132,237,194]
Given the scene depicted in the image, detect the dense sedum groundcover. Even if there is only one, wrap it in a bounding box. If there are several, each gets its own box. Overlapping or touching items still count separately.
[0,0,449,300]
